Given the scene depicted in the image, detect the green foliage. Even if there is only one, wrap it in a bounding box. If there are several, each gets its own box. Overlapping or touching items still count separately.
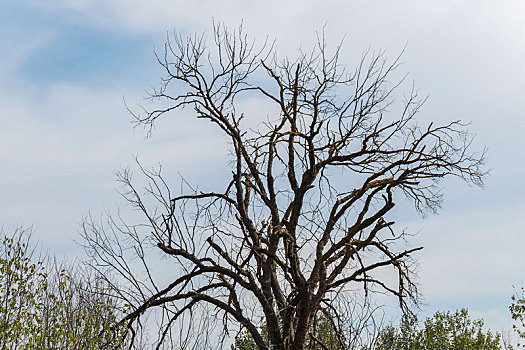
[231,319,267,350]
[510,287,525,347]
[375,309,501,350]
[0,230,126,349]
[232,309,501,350]
[232,330,258,350]
[304,313,346,349]
[232,313,345,350]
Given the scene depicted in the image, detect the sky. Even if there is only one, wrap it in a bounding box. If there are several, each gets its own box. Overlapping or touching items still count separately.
[1,0,524,337]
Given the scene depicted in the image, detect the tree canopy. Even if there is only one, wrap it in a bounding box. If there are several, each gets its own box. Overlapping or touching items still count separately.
[0,228,125,349]
[376,309,501,350]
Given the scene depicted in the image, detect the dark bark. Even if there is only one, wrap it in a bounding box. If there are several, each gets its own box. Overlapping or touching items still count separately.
[82,22,487,349]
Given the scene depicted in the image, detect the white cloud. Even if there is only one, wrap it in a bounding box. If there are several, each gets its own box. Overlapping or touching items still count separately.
[404,203,525,298]
[0,75,229,255]
[3,0,525,332]
[30,1,525,138]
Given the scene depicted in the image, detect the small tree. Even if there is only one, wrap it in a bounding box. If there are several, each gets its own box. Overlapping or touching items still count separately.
[510,287,525,347]
[83,23,487,349]
[0,227,125,349]
[375,309,501,350]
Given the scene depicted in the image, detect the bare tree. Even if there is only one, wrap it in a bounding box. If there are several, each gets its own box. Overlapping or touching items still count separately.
[82,23,487,350]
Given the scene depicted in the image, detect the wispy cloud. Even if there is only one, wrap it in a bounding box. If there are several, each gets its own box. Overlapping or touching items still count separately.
[1,0,524,333]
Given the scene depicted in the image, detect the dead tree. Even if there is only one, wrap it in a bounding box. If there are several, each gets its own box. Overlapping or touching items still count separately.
[82,23,487,350]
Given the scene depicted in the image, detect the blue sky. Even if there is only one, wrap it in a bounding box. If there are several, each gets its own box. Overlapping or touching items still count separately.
[0,2,157,86]
[1,0,524,339]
